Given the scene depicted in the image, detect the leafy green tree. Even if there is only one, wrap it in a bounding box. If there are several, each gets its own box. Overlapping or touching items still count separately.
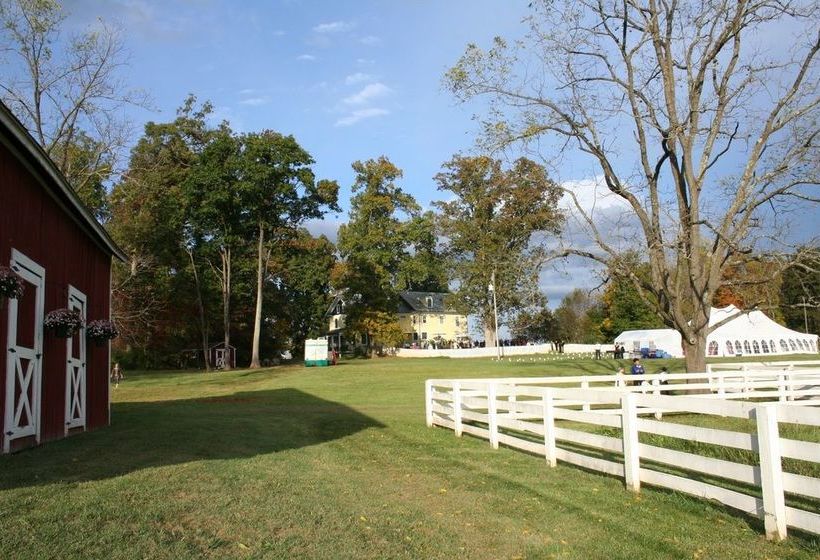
[236,131,339,368]
[780,249,820,334]
[109,97,214,367]
[510,307,555,343]
[336,156,440,349]
[434,155,563,346]
[184,126,244,368]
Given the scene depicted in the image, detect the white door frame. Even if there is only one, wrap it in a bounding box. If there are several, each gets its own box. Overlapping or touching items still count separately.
[4,249,45,453]
[64,285,87,433]
[215,348,226,369]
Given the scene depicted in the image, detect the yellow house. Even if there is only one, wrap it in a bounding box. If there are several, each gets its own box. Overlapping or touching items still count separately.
[396,291,469,347]
[325,291,469,349]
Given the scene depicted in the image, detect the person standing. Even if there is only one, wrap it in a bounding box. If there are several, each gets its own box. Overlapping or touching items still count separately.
[595,342,602,360]
[111,362,123,388]
[631,357,645,386]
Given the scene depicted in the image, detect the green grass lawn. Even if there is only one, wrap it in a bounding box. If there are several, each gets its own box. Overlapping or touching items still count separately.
[1,355,818,559]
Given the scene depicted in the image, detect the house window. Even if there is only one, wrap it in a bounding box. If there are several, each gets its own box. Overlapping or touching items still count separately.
[426,296,433,308]
[439,315,444,324]
[752,341,760,354]
[455,317,460,327]
[422,315,427,323]
[334,318,339,329]
[708,341,718,356]
[725,341,734,355]
[421,332,427,340]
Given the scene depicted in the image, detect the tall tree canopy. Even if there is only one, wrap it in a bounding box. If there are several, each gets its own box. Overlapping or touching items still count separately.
[0,0,149,217]
[446,0,819,371]
[434,155,563,346]
[336,156,446,348]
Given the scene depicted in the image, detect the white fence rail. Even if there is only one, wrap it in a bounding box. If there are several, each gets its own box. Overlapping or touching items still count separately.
[425,369,820,541]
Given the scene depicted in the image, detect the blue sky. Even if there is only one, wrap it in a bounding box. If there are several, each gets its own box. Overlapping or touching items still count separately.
[59,0,818,314]
[66,0,530,221]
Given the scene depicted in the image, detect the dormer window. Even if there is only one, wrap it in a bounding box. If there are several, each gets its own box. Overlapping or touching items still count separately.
[425,296,433,308]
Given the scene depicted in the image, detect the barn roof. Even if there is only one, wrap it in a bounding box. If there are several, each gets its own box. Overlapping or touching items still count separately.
[0,102,126,262]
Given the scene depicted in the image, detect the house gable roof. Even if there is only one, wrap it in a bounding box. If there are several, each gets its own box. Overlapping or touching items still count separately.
[397,291,459,314]
[0,101,127,262]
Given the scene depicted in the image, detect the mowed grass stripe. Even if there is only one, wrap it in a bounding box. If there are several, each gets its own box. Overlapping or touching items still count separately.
[0,356,818,559]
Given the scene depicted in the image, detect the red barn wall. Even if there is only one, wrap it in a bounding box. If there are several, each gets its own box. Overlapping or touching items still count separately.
[0,140,112,451]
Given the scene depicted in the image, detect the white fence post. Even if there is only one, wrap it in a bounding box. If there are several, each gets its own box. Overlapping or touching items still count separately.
[717,371,726,397]
[487,382,499,449]
[621,393,641,493]
[756,404,787,541]
[652,379,663,420]
[580,379,591,412]
[777,373,787,402]
[453,381,463,437]
[786,366,795,402]
[542,389,557,467]
[425,380,433,427]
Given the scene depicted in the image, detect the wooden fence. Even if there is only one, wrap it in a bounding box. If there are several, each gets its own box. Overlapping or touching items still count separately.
[425,369,820,541]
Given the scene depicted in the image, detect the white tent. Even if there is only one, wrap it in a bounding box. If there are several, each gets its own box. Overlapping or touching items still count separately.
[706,305,818,358]
[614,329,684,358]
[614,306,818,359]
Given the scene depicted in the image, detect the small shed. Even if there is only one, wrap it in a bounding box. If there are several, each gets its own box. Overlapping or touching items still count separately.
[0,102,126,453]
[209,342,236,370]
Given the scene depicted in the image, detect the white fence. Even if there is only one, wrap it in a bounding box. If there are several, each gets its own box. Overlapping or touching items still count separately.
[395,343,597,358]
[425,369,820,541]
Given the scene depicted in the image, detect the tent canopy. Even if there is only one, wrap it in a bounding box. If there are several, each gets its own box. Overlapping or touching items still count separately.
[613,306,818,358]
[613,329,683,358]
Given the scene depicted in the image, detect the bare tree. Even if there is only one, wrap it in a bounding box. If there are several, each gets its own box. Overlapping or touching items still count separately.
[0,0,149,215]
[446,0,819,372]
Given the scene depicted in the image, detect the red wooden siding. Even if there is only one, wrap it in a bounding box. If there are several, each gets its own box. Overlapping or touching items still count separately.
[0,139,112,452]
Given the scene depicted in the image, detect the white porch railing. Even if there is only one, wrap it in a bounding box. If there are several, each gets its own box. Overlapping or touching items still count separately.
[425,369,820,541]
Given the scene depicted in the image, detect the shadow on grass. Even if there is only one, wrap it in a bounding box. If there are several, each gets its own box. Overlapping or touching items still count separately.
[0,388,384,490]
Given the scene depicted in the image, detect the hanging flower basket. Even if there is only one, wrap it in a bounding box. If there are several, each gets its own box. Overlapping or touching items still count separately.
[86,319,119,345]
[44,308,83,338]
[0,266,25,303]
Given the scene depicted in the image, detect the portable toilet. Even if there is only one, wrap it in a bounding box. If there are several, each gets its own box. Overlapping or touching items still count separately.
[305,337,330,367]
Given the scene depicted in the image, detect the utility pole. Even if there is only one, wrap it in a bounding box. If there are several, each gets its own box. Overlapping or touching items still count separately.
[489,270,500,360]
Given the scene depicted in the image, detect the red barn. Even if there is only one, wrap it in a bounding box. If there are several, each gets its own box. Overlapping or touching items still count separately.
[0,102,126,453]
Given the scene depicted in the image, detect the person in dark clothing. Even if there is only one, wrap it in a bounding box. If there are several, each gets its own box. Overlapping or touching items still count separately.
[631,357,645,385]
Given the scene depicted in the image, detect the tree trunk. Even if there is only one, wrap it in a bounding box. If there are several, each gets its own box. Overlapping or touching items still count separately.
[250,224,264,369]
[221,246,232,370]
[186,247,210,371]
[483,325,497,348]
[682,333,708,375]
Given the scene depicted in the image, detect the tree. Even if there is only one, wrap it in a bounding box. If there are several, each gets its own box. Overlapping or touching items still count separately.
[0,0,149,216]
[712,257,784,321]
[510,307,555,343]
[446,0,819,371]
[109,96,215,368]
[336,156,429,348]
[780,249,820,334]
[434,155,563,346]
[236,131,339,369]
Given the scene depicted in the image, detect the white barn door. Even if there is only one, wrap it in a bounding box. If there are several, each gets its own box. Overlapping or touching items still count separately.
[64,286,87,433]
[3,250,45,453]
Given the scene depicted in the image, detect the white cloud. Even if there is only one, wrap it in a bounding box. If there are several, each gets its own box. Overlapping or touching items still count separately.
[356,58,375,66]
[238,88,257,95]
[560,176,627,211]
[270,29,286,37]
[297,54,317,61]
[240,97,270,106]
[345,72,375,85]
[343,82,392,105]
[359,35,381,46]
[335,108,390,127]
[313,21,354,33]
